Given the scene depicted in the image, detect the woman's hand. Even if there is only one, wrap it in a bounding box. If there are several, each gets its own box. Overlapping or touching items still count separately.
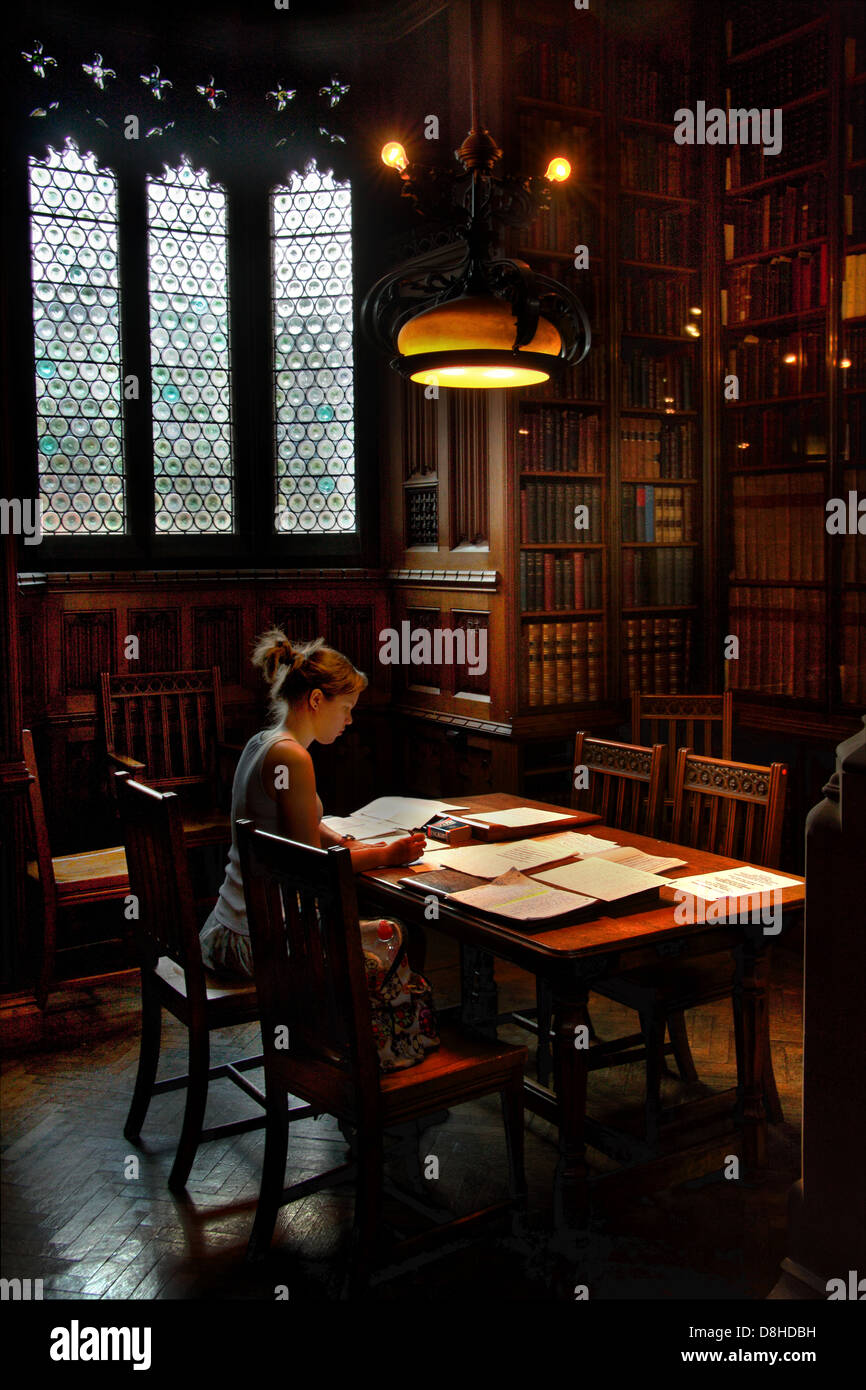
[385,833,427,866]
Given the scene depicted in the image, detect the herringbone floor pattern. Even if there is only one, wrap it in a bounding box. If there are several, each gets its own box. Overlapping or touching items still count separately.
[1,935,803,1300]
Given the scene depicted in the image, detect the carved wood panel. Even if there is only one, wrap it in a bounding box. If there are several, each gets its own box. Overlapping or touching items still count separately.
[128,609,180,672]
[402,375,438,480]
[62,611,116,696]
[328,603,376,683]
[193,606,241,683]
[269,604,320,641]
[451,609,490,699]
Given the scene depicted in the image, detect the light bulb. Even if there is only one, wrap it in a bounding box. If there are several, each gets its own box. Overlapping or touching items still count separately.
[545,156,571,183]
[381,141,408,172]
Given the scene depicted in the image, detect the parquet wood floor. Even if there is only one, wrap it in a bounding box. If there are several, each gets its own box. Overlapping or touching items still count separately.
[1,936,803,1301]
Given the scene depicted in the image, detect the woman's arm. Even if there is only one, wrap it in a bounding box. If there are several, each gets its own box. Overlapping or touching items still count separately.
[265,741,322,848]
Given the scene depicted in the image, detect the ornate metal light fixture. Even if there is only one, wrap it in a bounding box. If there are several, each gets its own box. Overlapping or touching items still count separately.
[362,1,590,389]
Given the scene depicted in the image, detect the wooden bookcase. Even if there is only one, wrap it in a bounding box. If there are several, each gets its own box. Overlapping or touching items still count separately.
[720,0,866,728]
[502,0,714,799]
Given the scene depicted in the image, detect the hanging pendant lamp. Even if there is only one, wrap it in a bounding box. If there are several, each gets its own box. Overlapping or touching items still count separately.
[362,0,591,389]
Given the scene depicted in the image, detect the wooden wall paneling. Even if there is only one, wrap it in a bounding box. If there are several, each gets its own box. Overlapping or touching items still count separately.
[62,610,116,701]
[192,604,242,685]
[127,607,181,672]
[448,391,489,549]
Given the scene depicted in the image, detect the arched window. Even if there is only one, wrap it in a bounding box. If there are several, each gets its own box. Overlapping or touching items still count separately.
[147,156,234,535]
[271,160,356,534]
[28,138,125,536]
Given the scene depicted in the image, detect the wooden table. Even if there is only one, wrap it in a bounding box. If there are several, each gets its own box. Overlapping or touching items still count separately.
[359,792,805,1229]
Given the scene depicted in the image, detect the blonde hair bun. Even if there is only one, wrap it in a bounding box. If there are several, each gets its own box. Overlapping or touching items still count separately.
[251,628,367,726]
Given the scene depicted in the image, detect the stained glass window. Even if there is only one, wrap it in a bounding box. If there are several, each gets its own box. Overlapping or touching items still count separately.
[147,157,234,533]
[271,160,357,533]
[28,139,125,535]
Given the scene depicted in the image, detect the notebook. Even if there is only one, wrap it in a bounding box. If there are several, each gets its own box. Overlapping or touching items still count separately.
[532,857,662,913]
[446,868,597,930]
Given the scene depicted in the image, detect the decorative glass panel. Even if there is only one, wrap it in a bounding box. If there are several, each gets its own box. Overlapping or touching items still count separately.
[271,160,357,533]
[147,157,233,533]
[28,139,125,535]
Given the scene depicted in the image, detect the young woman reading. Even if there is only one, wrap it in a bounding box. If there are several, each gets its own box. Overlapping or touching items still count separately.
[199,629,439,1071]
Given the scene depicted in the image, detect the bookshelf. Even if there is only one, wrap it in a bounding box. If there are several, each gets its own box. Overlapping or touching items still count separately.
[505,0,711,796]
[721,0,866,722]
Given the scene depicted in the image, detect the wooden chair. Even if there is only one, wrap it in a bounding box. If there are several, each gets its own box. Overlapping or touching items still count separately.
[101,668,238,848]
[589,749,788,1142]
[22,728,130,1009]
[530,735,668,1087]
[237,820,527,1291]
[631,691,733,827]
[118,777,289,1193]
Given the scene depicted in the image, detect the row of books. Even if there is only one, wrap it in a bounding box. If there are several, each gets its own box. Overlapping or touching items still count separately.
[518,114,598,183]
[726,105,829,188]
[523,621,604,706]
[727,586,824,701]
[723,247,828,324]
[842,253,866,320]
[622,615,692,695]
[846,170,866,246]
[727,29,828,109]
[520,481,603,543]
[730,473,826,582]
[622,546,695,608]
[621,418,698,478]
[724,330,826,399]
[620,133,691,198]
[532,352,606,402]
[622,483,697,543]
[844,327,866,391]
[515,37,602,110]
[522,195,600,253]
[728,400,827,462]
[518,409,601,472]
[619,205,695,267]
[621,350,695,410]
[725,0,818,60]
[841,592,866,706]
[621,275,693,336]
[724,176,827,258]
[519,549,604,612]
[615,54,691,124]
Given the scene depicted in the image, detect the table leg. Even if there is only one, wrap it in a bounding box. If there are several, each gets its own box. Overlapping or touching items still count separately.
[460,944,498,1039]
[736,938,769,1171]
[552,988,590,1230]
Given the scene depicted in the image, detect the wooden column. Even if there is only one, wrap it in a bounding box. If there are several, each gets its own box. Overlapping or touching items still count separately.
[771,715,866,1298]
[0,525,31,996]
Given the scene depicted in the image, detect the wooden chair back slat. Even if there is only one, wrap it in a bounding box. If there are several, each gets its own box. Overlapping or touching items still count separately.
[117,778,207,999]
[572,734,666,837]
[632,692,734,807]
[237,823,380,1115]
[101,669,225,793]
[671,749,787,868]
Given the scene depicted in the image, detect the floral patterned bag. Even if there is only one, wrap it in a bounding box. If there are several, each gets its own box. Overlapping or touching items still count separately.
[359,918,440,1072]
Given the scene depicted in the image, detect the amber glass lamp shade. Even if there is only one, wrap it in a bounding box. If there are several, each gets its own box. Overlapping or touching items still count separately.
[395,295,563,387]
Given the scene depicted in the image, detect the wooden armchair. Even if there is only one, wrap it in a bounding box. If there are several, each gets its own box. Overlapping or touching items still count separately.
[23,728,129,1009]
[631,691,733,827]
[530,735,668,1087]
[117,777,288,1193]
[591,749,788,1142]
[101,667,239,847]
[237,820,527,1292]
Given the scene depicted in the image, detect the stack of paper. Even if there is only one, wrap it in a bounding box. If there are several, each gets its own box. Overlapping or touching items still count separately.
[447,868,596,925]
[533,857,663,909]
[420,836,584,879]
[322,796,468,841]
[587,845,688,875]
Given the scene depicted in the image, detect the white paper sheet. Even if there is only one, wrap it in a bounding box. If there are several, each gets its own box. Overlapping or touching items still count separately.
[321,814,405,841]
[419,836,581,879]
[666,867,802,901]
[461,807,579,829]
[354,796,468,828]
[448,868,596,921]
[533,857,663,901]
[536,831,621,856]
[588,845,688,875]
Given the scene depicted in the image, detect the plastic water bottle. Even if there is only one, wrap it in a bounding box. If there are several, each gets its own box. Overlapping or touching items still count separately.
[361,919,401,975]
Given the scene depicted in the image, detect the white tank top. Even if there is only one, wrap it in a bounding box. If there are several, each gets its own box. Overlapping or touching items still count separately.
[213,728,322,936]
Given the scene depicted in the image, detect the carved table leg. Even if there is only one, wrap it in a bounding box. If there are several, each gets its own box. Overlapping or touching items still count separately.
[552,989,591,1230]
[460,944,498,1040]
[736,938,769,1171]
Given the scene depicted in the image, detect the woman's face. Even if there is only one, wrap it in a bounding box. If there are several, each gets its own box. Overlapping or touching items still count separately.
[311,688,359,744]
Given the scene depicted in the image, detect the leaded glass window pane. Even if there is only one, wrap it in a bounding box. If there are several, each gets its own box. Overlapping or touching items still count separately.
[147,157,234,534]
[28,139,125,536]
[272,161,357,533]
